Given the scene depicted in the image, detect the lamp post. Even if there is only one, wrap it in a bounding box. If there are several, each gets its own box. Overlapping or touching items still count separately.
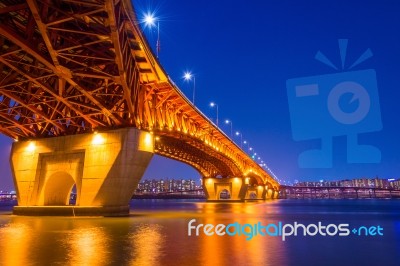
[225,119,233,137]
[235,131,243,149]
[184,71,195,105]
[156,21,160,58]
[143,13,160,58]
[249,146,253,155]
[243,140,249,151]
[210,102,219,126]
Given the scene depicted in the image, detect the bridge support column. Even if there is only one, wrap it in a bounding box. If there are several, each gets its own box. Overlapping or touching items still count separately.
[10,127,153,216]
[244,185,265,200]
[202,177,247,201]
[265,188,275,199]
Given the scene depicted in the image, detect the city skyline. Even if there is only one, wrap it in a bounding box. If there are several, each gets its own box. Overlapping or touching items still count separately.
[1,0,400,190]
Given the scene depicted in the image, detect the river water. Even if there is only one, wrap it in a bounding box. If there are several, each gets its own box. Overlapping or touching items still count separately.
[0,199,399,265]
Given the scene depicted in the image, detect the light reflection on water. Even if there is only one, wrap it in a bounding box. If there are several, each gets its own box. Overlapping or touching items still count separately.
[0,199,399,265]
[0,222,32,266]
[129,224,165,266]
[66,227,110,266]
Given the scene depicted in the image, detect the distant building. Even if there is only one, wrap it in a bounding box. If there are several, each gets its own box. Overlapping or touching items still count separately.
[340,180,353,187]
[352,178,369,188]
[294,177,398,189]
[389,179,400,189]
[135,178,200,194]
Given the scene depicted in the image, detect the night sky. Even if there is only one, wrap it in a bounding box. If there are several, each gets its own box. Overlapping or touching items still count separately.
[1,0,400,190]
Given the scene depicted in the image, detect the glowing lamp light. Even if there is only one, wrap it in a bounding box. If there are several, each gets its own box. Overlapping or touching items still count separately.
[183,71,193,81]
[143,13,156,27]
[92,134,105,145]
[144,132,153,146]
[27,142,36,152]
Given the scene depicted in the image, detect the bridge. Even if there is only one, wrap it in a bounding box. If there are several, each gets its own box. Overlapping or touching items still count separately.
[0,0,280,216]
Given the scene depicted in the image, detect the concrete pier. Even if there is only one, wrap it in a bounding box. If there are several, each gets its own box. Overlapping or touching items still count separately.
[10,127,154,216]
[203,177,278,201]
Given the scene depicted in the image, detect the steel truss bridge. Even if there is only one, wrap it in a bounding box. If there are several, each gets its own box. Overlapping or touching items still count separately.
[0,0,280,215]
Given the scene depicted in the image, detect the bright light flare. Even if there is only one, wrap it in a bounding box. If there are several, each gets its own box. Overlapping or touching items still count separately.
[183,71,193,81]
[143,12,156,27]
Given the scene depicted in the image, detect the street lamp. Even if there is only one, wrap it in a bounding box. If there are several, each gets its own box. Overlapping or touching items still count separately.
[225,119,233,137]
[243,140,249,151]
[143,13,160,58]
[144,13,156,27]
[210,102,219,126]
[235,131,243,149]
[183,71,196,105]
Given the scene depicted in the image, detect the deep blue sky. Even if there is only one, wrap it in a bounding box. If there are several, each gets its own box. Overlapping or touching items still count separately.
[1,0,400,190]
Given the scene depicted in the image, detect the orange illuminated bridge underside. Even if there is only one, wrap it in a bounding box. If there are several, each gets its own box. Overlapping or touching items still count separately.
[0,0,280,215]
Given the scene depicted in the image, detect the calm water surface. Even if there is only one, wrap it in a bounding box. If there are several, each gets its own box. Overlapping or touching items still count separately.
[0,199,399,266]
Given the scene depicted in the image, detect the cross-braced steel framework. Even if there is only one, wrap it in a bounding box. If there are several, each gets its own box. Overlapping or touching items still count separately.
[0,0,279,189]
